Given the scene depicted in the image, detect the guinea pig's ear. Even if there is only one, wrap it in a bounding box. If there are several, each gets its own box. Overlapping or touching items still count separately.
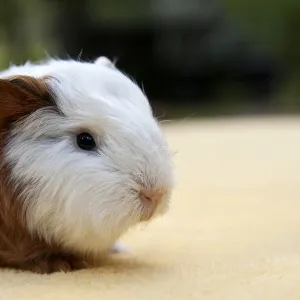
[0,75,53,120]
[94,56,117,69]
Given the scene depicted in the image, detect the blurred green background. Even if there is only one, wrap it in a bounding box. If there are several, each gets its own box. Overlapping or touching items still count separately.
[0,0,299,119]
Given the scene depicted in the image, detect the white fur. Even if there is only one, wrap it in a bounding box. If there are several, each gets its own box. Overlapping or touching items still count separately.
[94,56,117,69]
[0,57,174,256]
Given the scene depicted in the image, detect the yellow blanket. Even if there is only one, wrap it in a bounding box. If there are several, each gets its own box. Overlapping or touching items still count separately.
[2,117,300,300]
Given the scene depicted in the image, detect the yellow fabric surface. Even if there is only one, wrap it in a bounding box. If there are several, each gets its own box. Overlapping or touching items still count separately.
[2,117,300,300]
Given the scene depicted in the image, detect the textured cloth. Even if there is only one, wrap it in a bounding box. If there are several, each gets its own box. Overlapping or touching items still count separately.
[2,117,300,300]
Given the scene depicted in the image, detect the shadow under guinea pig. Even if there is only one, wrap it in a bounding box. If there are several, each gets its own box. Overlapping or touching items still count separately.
[6,253,170,278]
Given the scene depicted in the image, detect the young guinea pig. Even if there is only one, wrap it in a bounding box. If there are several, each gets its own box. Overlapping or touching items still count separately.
[0,57,174,274]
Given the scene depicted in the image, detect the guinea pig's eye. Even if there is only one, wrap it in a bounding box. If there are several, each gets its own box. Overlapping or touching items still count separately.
[76,132,96,151]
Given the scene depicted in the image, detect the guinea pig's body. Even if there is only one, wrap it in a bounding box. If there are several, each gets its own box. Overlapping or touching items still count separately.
[0,57,174,273]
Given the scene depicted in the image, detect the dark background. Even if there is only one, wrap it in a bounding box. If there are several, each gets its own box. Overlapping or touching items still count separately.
[1,0,300,119]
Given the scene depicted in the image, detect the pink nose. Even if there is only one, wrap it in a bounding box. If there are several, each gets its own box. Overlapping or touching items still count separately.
[138,189,167,221]
[139,189,165,208]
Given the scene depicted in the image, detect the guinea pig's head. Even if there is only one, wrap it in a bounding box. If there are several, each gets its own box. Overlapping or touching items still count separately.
[0,58,174,255]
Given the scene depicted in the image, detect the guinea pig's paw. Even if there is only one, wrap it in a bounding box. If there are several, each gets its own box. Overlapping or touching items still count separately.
[27,253,88,274]
[109,241,130,254]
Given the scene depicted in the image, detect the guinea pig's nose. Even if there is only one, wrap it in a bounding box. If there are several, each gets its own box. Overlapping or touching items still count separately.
[138,189,164,208]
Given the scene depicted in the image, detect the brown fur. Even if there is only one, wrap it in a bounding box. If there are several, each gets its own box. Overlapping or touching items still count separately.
[0,76,87,274]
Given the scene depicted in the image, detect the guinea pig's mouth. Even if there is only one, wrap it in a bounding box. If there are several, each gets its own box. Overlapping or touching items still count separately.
[139,204,156,222]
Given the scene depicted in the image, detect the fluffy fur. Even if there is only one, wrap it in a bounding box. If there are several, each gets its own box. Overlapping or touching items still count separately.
[0,57,174,273]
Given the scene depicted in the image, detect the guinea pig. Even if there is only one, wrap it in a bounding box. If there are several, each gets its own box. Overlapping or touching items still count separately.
[0,56,174,274]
